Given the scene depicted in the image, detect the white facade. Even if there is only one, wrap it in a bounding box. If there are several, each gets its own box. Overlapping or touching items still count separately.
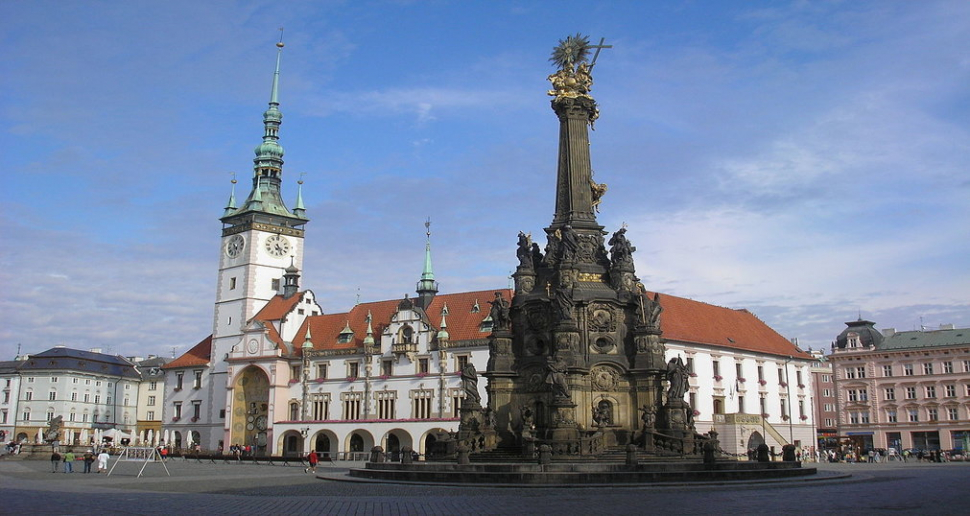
[667,343,816,456]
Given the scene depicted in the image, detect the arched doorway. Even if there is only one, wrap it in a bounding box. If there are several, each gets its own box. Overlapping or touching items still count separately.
[174,431,183,449]
[284,434,301,456]
[230,366,271,455]
[386,434,401,462]
[315,433,333,460]
[349,434,364,452]
[747,431,765,451]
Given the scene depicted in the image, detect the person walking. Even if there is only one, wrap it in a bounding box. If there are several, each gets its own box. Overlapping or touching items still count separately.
[82,450,94,473]
[97,450,110,473]
[63,450,75,473]
[50,451,61,473]
[305,450,319,474]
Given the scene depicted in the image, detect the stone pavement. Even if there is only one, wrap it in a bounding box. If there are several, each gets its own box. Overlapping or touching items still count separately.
[1,457,968,515]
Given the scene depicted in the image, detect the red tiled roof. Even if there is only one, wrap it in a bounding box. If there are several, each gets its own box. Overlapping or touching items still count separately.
[294,289,510,354]
[163,335,212,369]
[253,293,304,322]
[654,293,811,359]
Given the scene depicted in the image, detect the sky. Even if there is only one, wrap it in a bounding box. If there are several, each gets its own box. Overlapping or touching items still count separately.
[2,0,968,361]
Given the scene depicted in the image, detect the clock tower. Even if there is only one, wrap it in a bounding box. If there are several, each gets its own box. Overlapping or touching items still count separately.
[212,39,309,368]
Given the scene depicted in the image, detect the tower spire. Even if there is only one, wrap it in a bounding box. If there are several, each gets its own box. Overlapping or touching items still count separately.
[221,31,307,226]
[416,218,438,309]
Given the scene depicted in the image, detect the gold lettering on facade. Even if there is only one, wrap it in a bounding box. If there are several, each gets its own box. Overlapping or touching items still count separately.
[577,272,605,283]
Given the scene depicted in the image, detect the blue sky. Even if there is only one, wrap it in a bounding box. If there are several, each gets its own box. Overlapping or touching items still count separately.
[2,0,968,360]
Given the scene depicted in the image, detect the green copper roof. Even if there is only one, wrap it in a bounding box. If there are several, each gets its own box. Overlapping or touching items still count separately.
[417,219,437,293]
[222,40,307,225]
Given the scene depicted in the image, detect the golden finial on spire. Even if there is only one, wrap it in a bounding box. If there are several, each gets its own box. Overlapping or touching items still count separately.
[277,26,285,48]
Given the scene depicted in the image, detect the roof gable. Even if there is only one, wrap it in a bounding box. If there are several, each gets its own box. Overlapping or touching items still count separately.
[163,335,212,369]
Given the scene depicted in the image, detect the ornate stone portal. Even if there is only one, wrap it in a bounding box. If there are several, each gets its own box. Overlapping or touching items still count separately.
[475,35,699,457]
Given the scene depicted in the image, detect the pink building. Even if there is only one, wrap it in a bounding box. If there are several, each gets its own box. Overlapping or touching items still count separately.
[829,320,970,453]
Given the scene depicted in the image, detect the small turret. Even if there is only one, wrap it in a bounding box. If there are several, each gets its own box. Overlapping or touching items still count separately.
[282,258,300,298]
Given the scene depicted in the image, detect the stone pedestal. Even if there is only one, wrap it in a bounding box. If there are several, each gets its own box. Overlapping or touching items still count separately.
[458,399,498,452]
[548,398,581,442]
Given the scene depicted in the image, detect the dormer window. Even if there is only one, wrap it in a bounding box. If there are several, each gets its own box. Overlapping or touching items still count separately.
[480,315,494,333]
[337,322,354,344]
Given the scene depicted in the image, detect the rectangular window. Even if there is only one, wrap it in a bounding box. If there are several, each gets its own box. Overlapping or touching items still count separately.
[859,389,868,401]
[780,399,788,419]
[149,381,157,390]
[311,394,331,420]
[317,364,328,379]
[457,355,469,371]
[738,395,745,413]
[948,407,959,420]
[147,410,155,420]
[943,361,953,374]
[759,396,767,415]
[686,357,695,374]
[71,392,77,401]
[348,362,360,379]
[904,364,914,376]
[418,358,430,374]
[799,399,806,418]
[106,396,112,405]
[860,412,870,424]
[964,360,970,373]
[381,360,393,377]
[712,360,721,377]
[883,365,893,377]
[376,391,397,419]
[412,390,434,419]
[83,393,89,403]
[49,391,56,401]
[51,377,58,383]
[849,412,859,424]
[757,365,765,382]
[856,367,866,379]
[845,368,856,379]
[923,363,934,375]
[291,365,301,380]
[72,378,78,384]
[825,418,834,427]
[906,387,917,399]
[945,385,956,397]
[884,388,895,401]
[148,395,156,406]
[823,388,832,397]
[94,395,101,404]
[777,367,785,383]
[230,277,237,290]
[926,386,936,398]
[848,389,858,402]
[174,402,182,419]
[736,362,743,379]
[194,370,203,389]
[24,391,32,401]
[887,410,898,423]
[824,403,835,411]
[176,373,184,390]
[23,410,30,421]
[908,409,919,422]
[821,374,831,383]
[796,370,803,386]
[452,390,464,418]
[271,278,280,291]
[192,401,201,419]
[341,392,362,420]
[928,408,939,421]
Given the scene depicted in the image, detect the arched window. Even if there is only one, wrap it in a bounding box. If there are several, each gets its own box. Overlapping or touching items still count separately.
[349,433,364,452]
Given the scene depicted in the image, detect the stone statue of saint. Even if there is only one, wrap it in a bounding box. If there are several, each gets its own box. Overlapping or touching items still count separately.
[546,359,570,399]
[640,404,656,429]
[488,292,511,330]
[530,242,543,268]
[637,292,663,329]
[558,225,579,263]
[461,363,481,404]
[516,232,533,269]
[666,357,689,401]
[608,227,635,267]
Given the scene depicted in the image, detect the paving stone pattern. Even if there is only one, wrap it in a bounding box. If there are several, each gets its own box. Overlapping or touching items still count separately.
[1,458,967,515]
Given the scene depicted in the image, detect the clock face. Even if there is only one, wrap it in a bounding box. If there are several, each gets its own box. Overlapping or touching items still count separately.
[247,339,259,354]
[264,234,291,258]
[254,415,268,431]
[225,235,245,258]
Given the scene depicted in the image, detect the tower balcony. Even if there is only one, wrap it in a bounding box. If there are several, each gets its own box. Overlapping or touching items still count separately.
[392,342,417,355]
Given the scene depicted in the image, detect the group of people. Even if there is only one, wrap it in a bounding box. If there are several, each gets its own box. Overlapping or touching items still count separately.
[49,449,111,473]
